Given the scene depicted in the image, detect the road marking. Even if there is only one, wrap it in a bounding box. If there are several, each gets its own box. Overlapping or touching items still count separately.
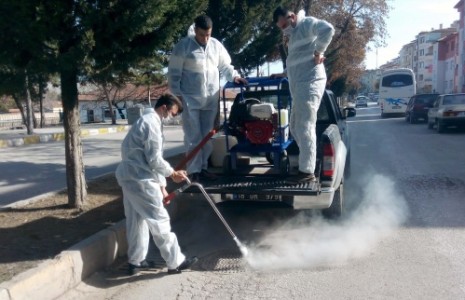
[354,113,382,117]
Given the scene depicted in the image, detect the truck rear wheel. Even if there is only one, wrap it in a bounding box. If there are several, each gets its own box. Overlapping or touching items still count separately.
[323,184,343,218]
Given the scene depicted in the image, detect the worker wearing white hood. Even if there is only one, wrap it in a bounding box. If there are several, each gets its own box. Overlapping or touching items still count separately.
[272,7,335,183]
[168,15,247,181]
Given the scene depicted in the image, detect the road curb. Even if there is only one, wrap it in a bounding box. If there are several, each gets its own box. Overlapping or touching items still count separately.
[0,220,127,300]
[0,125,130,148]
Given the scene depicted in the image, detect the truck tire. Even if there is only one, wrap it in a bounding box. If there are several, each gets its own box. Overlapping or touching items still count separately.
[322,184,343,218]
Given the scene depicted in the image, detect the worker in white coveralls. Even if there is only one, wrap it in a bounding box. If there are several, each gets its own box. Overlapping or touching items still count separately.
[116,93,198,276]
[168,14,248,182]
[272,6,335,183]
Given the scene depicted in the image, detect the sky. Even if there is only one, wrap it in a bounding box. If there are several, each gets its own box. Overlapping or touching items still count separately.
[364,0,461,69]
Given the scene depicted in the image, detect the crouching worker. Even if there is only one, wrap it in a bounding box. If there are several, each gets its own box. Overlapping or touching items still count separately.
[116,93,198,275]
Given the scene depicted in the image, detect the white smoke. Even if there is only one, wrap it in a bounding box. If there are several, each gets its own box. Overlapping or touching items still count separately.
[244,174,409,270]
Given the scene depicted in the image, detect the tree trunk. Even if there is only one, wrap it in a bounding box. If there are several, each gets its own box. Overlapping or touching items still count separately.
[39,79,45,128]
[24,71,34,135]
[102,83,116,125]
[12,95,27,126]
[61,68,87,209]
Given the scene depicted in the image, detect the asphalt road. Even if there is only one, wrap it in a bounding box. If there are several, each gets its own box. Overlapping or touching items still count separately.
[0,126,185,207]
[62,103,465,299]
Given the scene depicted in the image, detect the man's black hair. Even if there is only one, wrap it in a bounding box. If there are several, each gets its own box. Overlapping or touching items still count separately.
[194,15,213,30]
[155,93,183,114]
[273,6,290,23]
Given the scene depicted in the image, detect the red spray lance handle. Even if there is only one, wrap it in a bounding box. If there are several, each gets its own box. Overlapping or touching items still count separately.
[173,127,219,171]
[163,127,219,205]
[163,178,192,205]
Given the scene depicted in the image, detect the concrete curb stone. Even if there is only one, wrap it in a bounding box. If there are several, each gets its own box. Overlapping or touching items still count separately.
[0,124,130,148]
[0,220,127,300]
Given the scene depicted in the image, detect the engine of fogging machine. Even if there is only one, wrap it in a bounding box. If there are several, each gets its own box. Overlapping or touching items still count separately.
[228,99,289,146]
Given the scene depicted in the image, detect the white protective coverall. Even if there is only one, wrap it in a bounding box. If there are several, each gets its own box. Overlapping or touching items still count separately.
[115,109,185,269]
[286,12,335,174]
[168,25,238,175]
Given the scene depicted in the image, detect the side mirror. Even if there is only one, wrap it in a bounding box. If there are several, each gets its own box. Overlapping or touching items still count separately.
[344,107,356,118]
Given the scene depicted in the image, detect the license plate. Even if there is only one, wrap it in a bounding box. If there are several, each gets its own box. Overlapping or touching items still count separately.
[221,193,284,201]
[392,105,401,109]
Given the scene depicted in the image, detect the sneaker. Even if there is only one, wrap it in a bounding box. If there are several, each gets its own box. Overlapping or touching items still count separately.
[287,171,316,184]
[200,169,218,180]
[167,256,199,275]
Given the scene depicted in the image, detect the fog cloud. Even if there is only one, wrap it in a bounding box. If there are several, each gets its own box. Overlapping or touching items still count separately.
[244,174,409,270]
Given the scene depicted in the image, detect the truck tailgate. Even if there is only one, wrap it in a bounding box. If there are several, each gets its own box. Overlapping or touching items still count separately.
[184,175,320,196]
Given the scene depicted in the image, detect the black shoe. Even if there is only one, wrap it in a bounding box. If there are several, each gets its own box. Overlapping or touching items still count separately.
[189,173,201,182]
[127,263,140,276]
[287,171,316,184]
[139,259,157,268]
[167,256,199,275]
[127,260,156,275]
[200,169,218,180]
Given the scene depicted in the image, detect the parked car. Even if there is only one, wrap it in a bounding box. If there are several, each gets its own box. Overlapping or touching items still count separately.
[427,93,465,133]
[355,96,369,108]
[405,93,439,124]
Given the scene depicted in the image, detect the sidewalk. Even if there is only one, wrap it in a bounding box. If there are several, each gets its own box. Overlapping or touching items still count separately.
[0,120,131,148]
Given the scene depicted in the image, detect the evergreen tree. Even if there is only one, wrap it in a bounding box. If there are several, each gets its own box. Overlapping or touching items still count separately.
[0,0,207,208]
[206,0,290,75]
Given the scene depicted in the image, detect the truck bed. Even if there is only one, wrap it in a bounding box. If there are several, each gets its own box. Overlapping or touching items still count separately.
[185,175,319,196]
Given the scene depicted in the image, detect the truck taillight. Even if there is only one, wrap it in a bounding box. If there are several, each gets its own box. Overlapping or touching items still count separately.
[443,111,458,117]
[323,143,335,177]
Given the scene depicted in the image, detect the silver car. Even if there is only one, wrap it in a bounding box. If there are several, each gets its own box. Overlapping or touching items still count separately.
[355,96,368,108]
[427,93,465,133]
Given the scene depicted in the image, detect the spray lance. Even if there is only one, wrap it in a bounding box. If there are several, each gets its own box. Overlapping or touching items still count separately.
[165,177,249,257]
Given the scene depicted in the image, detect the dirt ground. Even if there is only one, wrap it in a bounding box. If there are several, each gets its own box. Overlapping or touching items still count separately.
[0,174,125,283]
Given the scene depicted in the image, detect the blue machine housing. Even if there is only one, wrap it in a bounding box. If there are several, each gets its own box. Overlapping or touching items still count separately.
[221,77,294,174]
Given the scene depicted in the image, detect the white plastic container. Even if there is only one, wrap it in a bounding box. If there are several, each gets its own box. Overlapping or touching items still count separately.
[279,109,289,126]
[249,103,275,119]
[210,134,238,167]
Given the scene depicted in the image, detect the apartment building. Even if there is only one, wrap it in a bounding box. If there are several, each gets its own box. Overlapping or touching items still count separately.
[415,26,457,93]
[433,33,459,93]
[399,41,416,70]
[455,0,465,92]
